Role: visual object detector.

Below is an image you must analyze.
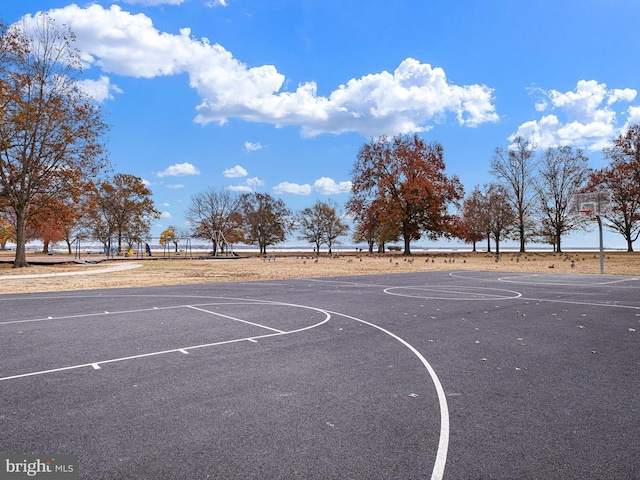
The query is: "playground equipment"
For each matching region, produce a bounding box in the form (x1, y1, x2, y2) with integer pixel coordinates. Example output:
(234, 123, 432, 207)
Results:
(210, 230, 237, 257)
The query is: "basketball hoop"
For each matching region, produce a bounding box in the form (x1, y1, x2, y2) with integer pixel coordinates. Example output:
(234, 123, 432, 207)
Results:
(578, 200, 597, 216)
(572, 191, 611, 275)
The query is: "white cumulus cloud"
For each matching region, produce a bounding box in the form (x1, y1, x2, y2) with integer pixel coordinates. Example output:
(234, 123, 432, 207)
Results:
(121, 0, 186, 6)
(246, 177, 265, 188)
(313, 177, 352, 195)
(273, 177, 352, 195)
(157, 162, 201, 177)
(513, 80, 639, 151)
(226, 176, 264, 192)
(226, 185, 253, 192)
(77, 76, 122, 102)
(30, 5, 499, 138)
(273, 182, 313, 195)
(223, 165, 248, 178)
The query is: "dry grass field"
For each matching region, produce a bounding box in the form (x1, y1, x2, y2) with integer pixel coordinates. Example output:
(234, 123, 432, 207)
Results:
(1, 250, 639, 294)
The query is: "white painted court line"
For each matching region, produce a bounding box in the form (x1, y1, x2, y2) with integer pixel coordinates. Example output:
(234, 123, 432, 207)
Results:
(0, 304, 331, 382)
(186, 305, 285, 333)
(0, 301, 272, 327)
(0, 303, 190, 326)
(0, 292, 449, 478)
(519, 296, 640, 310)
(384, 285, 521, 301)
(448, 270, 640, 288)
(328, 309, 450, 480)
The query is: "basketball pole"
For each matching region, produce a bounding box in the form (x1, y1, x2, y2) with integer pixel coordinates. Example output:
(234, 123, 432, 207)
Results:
(597, 215, 604, 274)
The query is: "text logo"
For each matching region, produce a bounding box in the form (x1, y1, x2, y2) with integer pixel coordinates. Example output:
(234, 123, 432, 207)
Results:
(0, 455, 78, 479)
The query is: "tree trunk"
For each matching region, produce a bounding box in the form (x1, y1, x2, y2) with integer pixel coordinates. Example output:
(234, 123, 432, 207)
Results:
(519, 222, 526, 253)
(13, 208, 30, 268)
(556, 226, 562, 253)
(43, 240, 50, 254)
(495, 234, 501, 255)
(403, 235, 411, 256)
(627, 237, 634, 253)
(486, 236, 491, 253)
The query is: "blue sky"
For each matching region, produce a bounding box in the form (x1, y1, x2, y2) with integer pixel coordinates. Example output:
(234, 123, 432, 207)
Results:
(4, 0, 640, 248)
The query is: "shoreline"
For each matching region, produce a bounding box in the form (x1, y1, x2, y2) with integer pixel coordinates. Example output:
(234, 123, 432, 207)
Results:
(1, 250, 639, 295)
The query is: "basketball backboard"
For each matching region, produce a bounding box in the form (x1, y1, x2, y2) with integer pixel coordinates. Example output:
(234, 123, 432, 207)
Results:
(572, 191, 612, 217)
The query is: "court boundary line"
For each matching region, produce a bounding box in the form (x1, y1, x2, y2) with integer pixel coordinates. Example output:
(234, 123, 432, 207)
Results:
(328, 308, 449, 480)
(0, 292, 451, 479)
(0, 301, 331, 382)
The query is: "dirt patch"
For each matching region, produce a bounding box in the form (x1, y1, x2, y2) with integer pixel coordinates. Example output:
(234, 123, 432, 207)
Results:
(1, 251, 639, 294)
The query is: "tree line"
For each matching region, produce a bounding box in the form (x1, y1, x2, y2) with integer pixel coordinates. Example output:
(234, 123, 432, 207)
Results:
(2, 16, 640, 268)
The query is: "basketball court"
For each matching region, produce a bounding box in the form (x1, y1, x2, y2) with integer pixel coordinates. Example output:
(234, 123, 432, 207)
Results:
(1, 270, 639, 478)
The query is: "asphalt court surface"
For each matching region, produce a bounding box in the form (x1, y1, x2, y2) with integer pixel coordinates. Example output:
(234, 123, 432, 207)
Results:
(1, 270, 639, 479)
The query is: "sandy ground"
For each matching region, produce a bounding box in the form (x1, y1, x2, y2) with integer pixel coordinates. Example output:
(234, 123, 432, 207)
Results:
(1, 250, 639, 294)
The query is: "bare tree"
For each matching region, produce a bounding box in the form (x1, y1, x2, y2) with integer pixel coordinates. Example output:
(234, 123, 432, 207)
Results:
(491, 137, 537, 253)
(0, 16, 108, 267)
(486, 184, 516, 255)
(587, 124, 640, 251)
(298, 200, 349, 255)
(535, 146, 591, 252)
(185, 188, 245, 255)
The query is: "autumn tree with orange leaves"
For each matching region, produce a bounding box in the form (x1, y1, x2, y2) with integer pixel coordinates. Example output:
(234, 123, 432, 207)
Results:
(0, 16, 108, 267)
(348, 134, 463, 256)
(28, 198, 72, 254)
(351, 199, 398, 253)
(460, 185, 490, 252)
(90, 174, 160, 253)
(0, 212, 14, 250)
